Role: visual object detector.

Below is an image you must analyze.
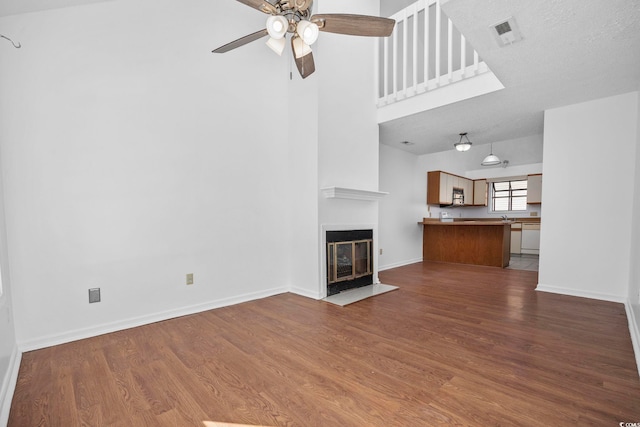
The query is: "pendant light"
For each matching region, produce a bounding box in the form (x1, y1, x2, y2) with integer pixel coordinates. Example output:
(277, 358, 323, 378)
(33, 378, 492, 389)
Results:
(454, 132, 472, 152)
(481, 143, 502, 166)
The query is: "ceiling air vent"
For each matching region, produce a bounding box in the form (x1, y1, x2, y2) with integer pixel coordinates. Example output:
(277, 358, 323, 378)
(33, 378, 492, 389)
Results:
(491, 17, 522, 47)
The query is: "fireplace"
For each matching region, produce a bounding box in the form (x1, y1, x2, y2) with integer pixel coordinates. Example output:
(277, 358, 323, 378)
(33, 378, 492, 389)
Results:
(326, 229, 374, 296)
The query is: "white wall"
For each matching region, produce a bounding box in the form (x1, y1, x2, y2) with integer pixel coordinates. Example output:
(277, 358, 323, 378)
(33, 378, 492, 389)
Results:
(0, 145, 18, 426)
(312, 0, 383, 295)
(538, 92, 638, 302)
(378, 144, 425, 270)
(629, 90, 640, 371)
(0, 0, 295, 350)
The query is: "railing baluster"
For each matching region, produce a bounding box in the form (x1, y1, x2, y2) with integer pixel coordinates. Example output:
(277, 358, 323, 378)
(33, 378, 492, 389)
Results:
(412, 4, 418, 94)
(383, 36, 389, 102)
(434, 0, 441, 85)
(424, 0, 430, 87)
(392, 20, 398, 98)
(402, 8, 408, 97)
(447, 17, 453, 82)
(377, 0, 490, 107)
(474, 50, 479, 73)
(461, 33, 466, 77)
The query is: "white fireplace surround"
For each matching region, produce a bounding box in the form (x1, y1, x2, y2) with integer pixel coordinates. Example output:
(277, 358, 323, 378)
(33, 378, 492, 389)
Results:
(320, 223, 379, 299)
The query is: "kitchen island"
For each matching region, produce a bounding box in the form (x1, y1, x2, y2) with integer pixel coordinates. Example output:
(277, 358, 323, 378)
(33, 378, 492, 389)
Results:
(420, 219, 512, 268)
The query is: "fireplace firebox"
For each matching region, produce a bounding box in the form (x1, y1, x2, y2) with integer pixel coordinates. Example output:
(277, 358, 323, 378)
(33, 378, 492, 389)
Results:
(326, 230, 373, 296)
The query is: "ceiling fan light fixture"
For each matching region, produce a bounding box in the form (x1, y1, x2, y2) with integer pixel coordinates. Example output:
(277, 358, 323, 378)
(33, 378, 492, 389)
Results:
(266, 15, 288, 39)
(454, 132, 472, 152)
(297, 20, 319, 45)
(291, 36, 312, 59)
(266, 36, 286, 55)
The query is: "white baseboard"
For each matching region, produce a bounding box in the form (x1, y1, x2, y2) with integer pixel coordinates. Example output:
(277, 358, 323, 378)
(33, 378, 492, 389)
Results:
(0, 346, 22, 427)
(535, 283, 626, 303)
(18, 286, 289, 352)
(378, 258, 423, 272)
(289, 286, 322, 300)
(625, 300, 640, 378)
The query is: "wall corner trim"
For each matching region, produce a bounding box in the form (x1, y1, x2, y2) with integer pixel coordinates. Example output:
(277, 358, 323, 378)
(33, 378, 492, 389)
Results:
(625, 300, 640, 378)
(0, 346, 22, 426)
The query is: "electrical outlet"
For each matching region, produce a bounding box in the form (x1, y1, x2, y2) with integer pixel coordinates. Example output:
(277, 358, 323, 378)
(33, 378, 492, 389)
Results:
(379, 248, 383, 255)
(89, 288, 101, 303)
(530, 211, 538, 217)
(186, 273, 194, 285)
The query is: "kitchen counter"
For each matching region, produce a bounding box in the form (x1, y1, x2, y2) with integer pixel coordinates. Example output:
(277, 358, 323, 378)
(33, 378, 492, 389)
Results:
(420, 218, 511, 268)
(419, 220, 513, 226)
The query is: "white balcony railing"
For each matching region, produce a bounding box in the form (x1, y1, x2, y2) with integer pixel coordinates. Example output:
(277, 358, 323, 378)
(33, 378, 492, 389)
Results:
(377, 0, 490, 107)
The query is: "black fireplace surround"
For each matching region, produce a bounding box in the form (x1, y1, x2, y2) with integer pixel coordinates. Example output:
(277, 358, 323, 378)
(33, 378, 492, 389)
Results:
(326, 229, 374, 296)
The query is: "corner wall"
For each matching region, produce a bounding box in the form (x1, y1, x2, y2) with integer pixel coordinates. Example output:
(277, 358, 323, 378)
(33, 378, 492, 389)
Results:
(0, 142, 19, 427)
(0, 0, 294, 351)
(538, 92, 638, 302)
(628, 90, 640, 373)
(312, 0, 383, 296)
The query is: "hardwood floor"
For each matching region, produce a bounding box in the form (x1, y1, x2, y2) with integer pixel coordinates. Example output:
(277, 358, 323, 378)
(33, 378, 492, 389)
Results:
(9, 261, 640, 426)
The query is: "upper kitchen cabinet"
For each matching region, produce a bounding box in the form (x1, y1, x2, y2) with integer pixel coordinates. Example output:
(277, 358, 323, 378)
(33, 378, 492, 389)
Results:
(473, 179, 488, 206)
(427, 171, 473, 206)
(527, 174, 543, 204)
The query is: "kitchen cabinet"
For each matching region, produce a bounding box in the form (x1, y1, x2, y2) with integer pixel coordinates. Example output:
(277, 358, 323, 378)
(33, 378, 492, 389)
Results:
(463, 179, 474, 205)
(473, 179, 488, 206)
(527, 174, 542, 204)
(427, 171, 473, 206)
(510, 223, 522, 254)
(521, 223, 541, 254)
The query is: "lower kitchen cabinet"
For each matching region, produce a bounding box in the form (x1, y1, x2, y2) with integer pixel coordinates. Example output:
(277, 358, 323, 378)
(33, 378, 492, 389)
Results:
(510, 223, 522, 254)
(521, 223, 541, 254)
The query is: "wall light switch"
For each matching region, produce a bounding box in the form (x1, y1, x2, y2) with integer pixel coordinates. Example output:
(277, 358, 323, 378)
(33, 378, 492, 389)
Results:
(186, 273, 194, 285)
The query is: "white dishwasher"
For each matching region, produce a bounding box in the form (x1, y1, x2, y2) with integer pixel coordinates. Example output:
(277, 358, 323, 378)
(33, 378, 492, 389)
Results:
(521, 223, 541, 255)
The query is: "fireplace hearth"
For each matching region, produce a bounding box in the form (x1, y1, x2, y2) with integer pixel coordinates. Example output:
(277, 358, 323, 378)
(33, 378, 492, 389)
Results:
(326, 229, 373, 296)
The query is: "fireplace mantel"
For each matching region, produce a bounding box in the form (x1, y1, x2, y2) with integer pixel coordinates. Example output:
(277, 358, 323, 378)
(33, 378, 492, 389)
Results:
(321, 187, 389, 201)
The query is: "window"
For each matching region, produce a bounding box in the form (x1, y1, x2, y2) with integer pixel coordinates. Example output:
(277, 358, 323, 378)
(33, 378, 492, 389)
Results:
(491, 179, 527, 212)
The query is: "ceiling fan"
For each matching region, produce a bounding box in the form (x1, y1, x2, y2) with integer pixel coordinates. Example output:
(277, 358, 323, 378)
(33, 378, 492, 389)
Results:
(212, 0, 395, 79)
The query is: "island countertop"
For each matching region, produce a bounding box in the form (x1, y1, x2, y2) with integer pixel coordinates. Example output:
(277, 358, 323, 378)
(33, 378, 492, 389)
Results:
(419, 219, 513, 226)
(420, 219, 511, 268)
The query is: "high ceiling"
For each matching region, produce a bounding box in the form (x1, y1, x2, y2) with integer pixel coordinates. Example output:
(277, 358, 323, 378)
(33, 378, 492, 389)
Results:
(0, 0, 112, 16)
(2, 0, 639, 157)
(379, 0, 640, 155)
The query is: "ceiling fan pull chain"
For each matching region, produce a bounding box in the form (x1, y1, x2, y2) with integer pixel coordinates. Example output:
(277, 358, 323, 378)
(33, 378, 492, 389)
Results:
(1, 34, 21, 49)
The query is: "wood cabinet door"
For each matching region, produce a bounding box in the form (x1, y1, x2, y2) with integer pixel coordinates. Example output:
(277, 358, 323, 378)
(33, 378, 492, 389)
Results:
(474, 179, 488, 206)
(527, 174, 542, 204)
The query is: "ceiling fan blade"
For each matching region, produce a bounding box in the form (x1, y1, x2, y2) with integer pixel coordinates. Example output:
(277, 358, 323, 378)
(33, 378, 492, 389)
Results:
(235, 0, 278, 15)
(212, 29, 269, 53)
(291, 37, 315, 79)
(311, 14, 395, 37)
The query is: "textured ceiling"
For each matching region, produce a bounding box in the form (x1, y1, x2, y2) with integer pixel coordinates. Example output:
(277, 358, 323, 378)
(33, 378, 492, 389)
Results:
(379, 0, 640, 154)
(0, 0, 112, 16)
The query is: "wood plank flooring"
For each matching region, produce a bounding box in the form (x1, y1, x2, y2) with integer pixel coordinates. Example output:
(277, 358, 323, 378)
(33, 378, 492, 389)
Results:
(9, 261, 640, 426)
